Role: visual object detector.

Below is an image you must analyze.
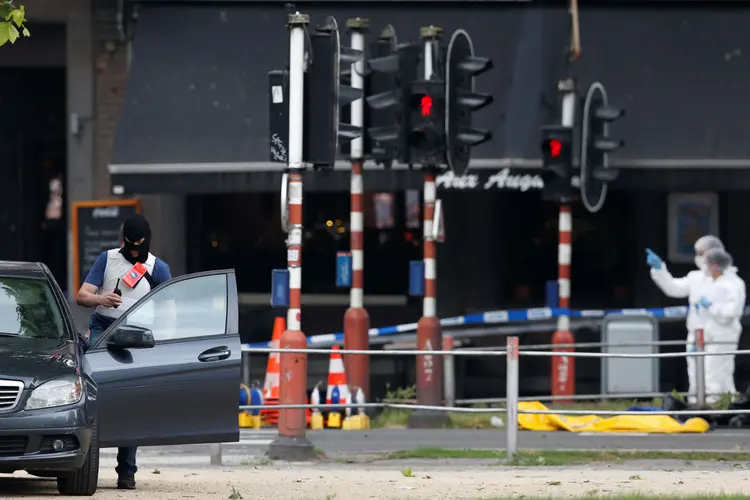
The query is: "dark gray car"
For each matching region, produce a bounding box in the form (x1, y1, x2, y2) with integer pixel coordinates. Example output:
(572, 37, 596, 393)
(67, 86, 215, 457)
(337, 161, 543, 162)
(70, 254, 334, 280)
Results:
(0, 262, 240, 496)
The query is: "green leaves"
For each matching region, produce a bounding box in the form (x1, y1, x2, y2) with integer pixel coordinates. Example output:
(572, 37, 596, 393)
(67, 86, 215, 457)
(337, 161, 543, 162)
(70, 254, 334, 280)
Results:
(0, 1, 30, 47)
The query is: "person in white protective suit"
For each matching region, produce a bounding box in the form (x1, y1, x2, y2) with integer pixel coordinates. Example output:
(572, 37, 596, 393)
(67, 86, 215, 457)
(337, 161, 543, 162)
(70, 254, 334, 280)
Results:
(695, 248, 746, 404)
(645, 235, 728, 404)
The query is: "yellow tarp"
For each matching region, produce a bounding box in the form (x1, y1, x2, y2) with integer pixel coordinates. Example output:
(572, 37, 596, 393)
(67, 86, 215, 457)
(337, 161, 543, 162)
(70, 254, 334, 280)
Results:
(517, 401, 710, 433)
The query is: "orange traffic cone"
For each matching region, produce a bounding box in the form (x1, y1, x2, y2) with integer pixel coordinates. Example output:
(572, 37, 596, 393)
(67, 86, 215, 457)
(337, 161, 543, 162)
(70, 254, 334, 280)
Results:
(260, 316, 284, 426)
(325, 346, 350, 427)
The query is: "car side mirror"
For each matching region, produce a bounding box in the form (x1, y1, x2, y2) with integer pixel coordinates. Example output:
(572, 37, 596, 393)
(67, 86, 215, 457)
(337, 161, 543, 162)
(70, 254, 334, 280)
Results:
(107, 325, 155, 350)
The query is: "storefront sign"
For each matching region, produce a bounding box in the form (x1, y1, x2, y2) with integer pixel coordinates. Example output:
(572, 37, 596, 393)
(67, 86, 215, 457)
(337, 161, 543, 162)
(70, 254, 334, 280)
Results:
(436, 168, 580, 191)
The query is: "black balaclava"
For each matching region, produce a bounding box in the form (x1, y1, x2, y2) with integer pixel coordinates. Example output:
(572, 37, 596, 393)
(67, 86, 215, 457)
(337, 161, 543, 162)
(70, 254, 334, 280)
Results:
(119, 214, 152, 264)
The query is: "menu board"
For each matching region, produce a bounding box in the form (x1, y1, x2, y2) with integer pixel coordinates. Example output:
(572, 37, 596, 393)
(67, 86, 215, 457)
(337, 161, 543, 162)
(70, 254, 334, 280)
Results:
(72, 199, 141, 294)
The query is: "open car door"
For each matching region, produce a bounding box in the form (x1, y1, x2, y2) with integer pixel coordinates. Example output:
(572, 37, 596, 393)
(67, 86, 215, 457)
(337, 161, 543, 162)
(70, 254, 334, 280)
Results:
(84, 269, 241, 448)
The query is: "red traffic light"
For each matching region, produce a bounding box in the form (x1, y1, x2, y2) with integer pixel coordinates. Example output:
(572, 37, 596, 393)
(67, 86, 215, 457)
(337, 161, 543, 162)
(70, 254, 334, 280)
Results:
(548, 139, 562, 158)
(420, 95, 433, 116)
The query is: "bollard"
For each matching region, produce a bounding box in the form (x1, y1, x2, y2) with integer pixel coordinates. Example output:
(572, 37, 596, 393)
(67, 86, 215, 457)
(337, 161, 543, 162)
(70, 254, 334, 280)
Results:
(210, 443, 223, 465)
(506, 336, 519, 461)
(268, 328, 315, 459)
(443, 335, 455, 408)
(310, 382, 324, 430)
(695, 328, 706, 408)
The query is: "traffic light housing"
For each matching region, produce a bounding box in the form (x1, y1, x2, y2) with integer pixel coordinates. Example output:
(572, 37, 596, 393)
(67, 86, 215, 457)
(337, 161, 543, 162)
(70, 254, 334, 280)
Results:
(305, 17, 363, 168)
(365, 43, 421, 165)
(540, 125, 574, 203)
(341, 24, 400, 166)
(580, 82, 624, 213)
(445, 30, 493, 175)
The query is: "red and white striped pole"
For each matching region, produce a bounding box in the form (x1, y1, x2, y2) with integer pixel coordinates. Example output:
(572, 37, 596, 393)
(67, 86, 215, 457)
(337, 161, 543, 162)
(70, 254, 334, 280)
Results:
(269, 12, 313, 461)
(343, 19, 371, 400)
(551, 81, 577, 403)
(409, 169, 447, 428)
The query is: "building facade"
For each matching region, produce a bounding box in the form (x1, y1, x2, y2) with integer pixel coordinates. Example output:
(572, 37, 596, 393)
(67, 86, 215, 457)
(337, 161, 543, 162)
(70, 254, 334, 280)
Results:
(4, 1, 750, 356)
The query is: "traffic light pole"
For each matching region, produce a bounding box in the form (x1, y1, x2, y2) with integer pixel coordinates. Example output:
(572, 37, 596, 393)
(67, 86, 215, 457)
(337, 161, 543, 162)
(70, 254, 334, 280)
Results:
(343, 18, 371, 402)
(268, 12, 315, 461)
(551, 78, 577, 404)
(409, 26, 449, 429)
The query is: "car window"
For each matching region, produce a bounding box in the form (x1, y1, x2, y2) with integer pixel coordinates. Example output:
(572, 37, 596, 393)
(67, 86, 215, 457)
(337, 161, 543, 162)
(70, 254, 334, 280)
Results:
(121, 274, 228, 341)
(0, 277, 65, 339)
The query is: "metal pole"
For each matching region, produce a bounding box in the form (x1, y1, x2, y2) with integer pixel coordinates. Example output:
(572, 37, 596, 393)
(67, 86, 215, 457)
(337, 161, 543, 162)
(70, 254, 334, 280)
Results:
(343, 18, 371, 402)
(506, 336, 519, 461)
(443, 335, 455, 407)
(241, 351, 251, 387)
(551, 78, 576, 404)
(268, 11, 315, 461)
(410, 25, 448, 429)
(695, 328, 706, 407)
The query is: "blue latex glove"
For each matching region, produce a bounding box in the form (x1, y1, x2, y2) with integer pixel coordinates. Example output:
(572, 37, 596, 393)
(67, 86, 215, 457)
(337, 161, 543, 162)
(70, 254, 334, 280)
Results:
(645, 248, 663, 270)
(697, 296, 712, 309)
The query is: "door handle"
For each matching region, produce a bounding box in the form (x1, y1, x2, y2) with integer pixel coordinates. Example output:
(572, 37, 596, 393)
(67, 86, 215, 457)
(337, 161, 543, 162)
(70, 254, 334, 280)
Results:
(198, 348, 231, 362)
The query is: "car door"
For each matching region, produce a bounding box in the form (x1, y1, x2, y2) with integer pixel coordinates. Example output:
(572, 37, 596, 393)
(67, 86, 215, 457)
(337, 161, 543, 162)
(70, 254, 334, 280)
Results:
(84, 269, 240, 448)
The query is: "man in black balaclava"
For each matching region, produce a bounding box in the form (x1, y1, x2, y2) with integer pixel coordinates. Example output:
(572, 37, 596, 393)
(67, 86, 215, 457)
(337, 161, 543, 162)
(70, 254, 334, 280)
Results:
(120, 213, 152, 264)
(76, 212, 172, 490)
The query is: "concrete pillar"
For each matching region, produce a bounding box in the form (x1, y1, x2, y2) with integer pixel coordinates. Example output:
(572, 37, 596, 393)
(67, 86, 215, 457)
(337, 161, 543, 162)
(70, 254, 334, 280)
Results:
(65, 0, 95, 294)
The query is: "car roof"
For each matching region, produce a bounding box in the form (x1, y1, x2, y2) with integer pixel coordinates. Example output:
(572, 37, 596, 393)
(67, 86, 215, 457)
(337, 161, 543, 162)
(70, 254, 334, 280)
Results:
(0, 261, 47, 279)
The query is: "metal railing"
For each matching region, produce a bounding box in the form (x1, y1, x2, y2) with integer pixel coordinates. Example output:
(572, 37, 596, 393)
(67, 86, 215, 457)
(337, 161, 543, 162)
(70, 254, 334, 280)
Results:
(214, 342, 748, 465)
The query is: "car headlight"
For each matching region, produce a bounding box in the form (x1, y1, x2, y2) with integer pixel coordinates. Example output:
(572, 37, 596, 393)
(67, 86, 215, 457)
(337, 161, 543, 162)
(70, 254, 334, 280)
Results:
(25, 376, 83, 410)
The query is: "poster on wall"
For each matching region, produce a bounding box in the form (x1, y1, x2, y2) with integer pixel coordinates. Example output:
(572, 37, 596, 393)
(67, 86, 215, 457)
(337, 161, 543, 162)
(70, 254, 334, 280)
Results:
(668, 192, 719, 263)
(405, 190, 421, 229)
(373, 193, 395, 229)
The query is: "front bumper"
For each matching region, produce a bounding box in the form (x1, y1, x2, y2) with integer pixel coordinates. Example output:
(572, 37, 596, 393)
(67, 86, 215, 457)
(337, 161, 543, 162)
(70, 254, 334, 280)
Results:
(0, 405, 92, 473)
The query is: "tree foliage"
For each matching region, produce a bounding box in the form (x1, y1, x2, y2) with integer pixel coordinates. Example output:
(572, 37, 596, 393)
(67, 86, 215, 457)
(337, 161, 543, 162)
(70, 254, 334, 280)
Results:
(0, 0, 30, 47)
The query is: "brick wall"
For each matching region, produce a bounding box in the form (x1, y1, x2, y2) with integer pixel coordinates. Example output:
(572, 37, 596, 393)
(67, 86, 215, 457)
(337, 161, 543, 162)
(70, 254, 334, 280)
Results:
(93, 0, 128, 199)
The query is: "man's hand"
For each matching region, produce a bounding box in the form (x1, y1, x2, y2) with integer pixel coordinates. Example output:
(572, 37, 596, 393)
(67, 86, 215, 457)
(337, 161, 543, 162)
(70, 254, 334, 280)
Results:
(99, 292, 122, 308)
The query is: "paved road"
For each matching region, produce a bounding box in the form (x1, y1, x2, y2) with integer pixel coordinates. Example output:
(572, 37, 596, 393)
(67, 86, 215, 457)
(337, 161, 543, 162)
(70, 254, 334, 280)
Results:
(114, 428, 750, 466)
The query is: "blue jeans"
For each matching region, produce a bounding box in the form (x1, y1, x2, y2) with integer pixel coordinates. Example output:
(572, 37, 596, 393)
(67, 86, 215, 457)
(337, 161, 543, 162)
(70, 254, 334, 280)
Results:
(89, 313, 138, 477)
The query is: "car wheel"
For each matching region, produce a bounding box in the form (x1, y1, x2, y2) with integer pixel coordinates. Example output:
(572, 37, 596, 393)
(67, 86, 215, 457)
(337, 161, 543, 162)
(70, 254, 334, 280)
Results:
(57, 418, 99, 496)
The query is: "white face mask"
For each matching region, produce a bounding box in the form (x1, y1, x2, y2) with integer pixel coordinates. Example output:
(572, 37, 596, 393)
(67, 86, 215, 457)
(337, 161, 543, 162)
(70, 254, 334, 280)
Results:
(695, 255, 707, 271)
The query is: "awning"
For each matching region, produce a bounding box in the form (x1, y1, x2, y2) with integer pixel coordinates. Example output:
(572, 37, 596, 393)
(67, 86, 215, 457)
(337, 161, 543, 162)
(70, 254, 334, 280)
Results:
(111, 4, 750, 195)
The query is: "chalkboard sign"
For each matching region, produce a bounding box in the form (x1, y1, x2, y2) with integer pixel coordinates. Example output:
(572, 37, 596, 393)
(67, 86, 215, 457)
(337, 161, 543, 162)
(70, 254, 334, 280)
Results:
(72, 199, 141, 295)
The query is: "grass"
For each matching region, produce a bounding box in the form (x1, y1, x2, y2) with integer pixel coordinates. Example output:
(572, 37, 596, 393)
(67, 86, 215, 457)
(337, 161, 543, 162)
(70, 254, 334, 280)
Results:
(372, 386, 736, 429)
(381, 447, 750, 465)
(479, 496, 750, 500)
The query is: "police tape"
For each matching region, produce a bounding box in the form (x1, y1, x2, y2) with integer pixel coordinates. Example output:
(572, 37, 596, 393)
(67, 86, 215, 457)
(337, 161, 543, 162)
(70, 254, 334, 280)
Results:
(241, 305, 750, 350)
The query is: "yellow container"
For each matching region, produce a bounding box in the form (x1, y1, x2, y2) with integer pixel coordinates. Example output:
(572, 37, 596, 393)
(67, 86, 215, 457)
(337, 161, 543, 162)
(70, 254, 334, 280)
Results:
(238, 412, 253, 428)
(310, 413, 324, 430)
(327, 412, 342, 428)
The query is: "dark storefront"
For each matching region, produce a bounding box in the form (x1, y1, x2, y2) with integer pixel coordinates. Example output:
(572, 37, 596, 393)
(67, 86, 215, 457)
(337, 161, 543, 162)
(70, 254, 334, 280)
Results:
(107, 1, 750, 395)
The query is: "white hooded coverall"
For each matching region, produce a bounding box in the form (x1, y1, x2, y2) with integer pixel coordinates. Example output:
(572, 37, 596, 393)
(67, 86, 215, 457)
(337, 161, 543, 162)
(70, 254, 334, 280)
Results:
(650, 266, 743, 403)
(697, 270, 746, 402)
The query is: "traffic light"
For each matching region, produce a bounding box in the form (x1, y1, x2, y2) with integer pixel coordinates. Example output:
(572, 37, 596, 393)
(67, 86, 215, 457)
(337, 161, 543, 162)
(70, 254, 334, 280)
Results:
(304, 17, 363, 168)
(408, 79, 446, 166)
(340, 24, 400, 167)
(445, 30, 493, 175)
(365, 43, 421, 165)
(580, 82, 625, 213)
(540, 125, 574, 203)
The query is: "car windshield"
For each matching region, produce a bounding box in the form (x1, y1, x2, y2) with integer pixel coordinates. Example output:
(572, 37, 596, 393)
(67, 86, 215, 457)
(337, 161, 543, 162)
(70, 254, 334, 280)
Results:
(0, 277, 65, 340)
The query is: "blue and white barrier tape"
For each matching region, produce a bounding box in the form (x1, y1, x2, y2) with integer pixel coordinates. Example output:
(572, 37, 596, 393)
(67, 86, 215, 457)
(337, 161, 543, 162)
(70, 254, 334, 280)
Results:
(243, 305, 750, 349)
